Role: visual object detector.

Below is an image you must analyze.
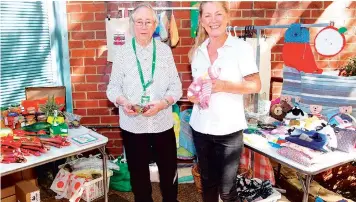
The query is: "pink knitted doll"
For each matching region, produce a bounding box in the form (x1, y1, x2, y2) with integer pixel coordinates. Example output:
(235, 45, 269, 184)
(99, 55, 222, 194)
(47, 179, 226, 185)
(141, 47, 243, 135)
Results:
(187, 66, 221, 109)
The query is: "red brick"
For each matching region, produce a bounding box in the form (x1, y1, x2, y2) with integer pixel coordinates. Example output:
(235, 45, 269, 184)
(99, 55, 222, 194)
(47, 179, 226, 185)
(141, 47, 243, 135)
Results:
(107, 148, 123, 156)
(254, 19, 271, 26)
(266, 10, 286, 18)
(97, 49, 107, 58)
(68, 41, 83, 49)
(178, 29, 191, 37)
(181, 55, 190, 64)
(173, 55, 181, 63)
(302, 18, 317, 24)
(71, 31, 95, 40)
(311, 10, 324, 18)
(271, 62, 284, 70)
(71, 49, 96, 57)
(230, 10, 242, 18)
(71, 75, 86, 83)
(101, 116, 119, 124)
(274, 53, 283, 62)
(84, 58, 107, 66)
(98, 84, 108, 91)
(181, 73, 193, 81)
(71, 13, 94, 22)
(86, 75, 110, 83)
(81, 116, 100, 125)
(277, 1, 300, 9)
(95, 13, 107, 21)
(271, 69, 283, 77)
(174, 11, 190, 19)
(242, 10, 265, 18)
(97, 66, 112, 74)
(234, 2, 253, 9)
(176, 64, 191, 72)
(181, 19, 190, 29)
(68, 22, 82, 31)
(230, 20, 253, 26)
(172, 47, 191, 55)
(72, 66, 97, 74)
(349, 1, 356, 8)
(96, 31, 106, 39)
(72, 92, 86, 100)
(301, 1, 323, 9)
(66, 4, 81, 13)
(340, 52, 355, 61)
(107, 2, 120, 12)
(87, 108, 110, 116)
(300, 10, 311, 18)
(254, 2, 276, 9)
(99, 100, 116, 108)
(72, 108, 87, 116)
(180, 38, 194, 46)
(82, 3, 105, 12)
(101, 131, 121, 139)
(271, 45, 283, 53)
(182, 81, 191, 89)
(83, 22, 106, 31)
(171, 2, 180, 7)
(75, 100, 99, 108)
(70, 58, 83, 66)
(74, 84, 98, 92)
(84, 40, 107, 48)
(87, 92, 107, 99)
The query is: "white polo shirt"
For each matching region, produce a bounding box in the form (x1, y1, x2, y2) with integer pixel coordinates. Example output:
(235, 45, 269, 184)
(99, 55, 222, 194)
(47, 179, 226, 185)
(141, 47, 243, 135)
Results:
(189, 34, 259, 136)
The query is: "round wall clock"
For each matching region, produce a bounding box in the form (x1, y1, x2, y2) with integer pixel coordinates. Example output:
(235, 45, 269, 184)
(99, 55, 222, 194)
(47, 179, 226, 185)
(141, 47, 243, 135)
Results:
(314, 26, 347, 57)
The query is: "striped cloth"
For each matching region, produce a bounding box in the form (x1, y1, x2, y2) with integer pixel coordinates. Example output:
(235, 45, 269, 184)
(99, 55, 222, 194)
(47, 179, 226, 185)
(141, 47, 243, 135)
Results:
(299, 72, 356, 119)
(281, 65, 301, 105)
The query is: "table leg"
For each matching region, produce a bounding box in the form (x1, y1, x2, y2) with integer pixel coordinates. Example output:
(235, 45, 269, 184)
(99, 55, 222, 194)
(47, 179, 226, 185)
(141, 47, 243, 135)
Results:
(99, 146, 108, 202)
(297, 173, 313, 202)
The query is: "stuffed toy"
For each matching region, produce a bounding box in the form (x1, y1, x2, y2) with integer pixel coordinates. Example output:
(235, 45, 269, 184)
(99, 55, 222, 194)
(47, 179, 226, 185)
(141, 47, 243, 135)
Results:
(314, 26, 346, 57)
(270, 103, 286, 121)
(280, 100, 293, 113)
(285, 106, 308, 120)
(187, 66, 221, 109)
(283, 23, 323, 74)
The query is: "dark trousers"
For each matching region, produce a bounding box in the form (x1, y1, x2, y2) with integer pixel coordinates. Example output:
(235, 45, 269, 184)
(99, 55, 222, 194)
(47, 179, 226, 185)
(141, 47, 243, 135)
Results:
(192, 129, 244, 202)
(121, 128, 178, 202)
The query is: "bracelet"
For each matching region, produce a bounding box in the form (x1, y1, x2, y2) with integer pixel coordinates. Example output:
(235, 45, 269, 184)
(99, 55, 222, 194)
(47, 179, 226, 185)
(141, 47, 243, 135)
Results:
(163, 98, 170, 108)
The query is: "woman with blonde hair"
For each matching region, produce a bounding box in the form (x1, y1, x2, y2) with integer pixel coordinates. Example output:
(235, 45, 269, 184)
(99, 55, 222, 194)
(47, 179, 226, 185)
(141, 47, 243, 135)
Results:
(107, 3, 182, 202)
(188, 2, 261, 202)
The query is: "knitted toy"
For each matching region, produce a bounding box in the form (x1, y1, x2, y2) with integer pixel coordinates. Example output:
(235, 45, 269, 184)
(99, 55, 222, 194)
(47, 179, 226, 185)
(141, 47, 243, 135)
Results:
(315, 26, 346, 57)
(187, 66, 221, 109)
(283, 23, 323, 74)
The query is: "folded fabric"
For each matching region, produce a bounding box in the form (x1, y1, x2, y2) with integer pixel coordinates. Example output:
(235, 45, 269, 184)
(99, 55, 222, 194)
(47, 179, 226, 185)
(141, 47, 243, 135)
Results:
(235, 175, 274, 201)
(281, 142, 324, 159)
(286, 130, 328, 151)
(277, 147, 313, 166)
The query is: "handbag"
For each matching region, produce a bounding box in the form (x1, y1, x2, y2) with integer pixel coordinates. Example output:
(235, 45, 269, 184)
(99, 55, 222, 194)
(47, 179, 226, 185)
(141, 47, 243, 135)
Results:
(328, 113, 356, 153)
(109, 155, 132, 192)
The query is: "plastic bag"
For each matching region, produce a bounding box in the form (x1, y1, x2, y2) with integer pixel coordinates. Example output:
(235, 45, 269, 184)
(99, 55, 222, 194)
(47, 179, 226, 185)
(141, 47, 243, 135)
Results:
(109, 156, 132, 192)
(64, 154, 120, 171)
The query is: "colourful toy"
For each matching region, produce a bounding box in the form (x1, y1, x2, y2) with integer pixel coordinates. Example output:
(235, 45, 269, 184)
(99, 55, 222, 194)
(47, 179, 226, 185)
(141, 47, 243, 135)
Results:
(314, 26, 346, 57)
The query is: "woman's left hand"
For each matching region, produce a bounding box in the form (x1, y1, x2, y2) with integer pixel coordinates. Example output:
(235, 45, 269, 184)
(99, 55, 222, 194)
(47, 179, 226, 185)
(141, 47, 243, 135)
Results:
(142, 100, 166, 117)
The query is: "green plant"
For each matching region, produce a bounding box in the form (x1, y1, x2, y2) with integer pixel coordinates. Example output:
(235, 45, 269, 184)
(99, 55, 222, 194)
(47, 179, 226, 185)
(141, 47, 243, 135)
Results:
(340, 57, 356, 77)
(39, 95, 64, 117)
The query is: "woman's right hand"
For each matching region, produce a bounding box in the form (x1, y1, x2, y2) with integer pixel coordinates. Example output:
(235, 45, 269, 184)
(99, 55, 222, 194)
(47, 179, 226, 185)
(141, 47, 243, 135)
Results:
(122, 103, 139, 116)
(187, 95, 199, 104)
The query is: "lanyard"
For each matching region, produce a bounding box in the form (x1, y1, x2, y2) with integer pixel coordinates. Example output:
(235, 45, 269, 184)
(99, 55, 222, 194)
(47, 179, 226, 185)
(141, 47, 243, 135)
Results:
(132, 37, 156, 92)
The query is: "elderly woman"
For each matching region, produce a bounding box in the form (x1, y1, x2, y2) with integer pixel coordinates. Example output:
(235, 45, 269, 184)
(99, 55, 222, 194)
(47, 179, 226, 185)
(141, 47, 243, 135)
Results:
(106, 3, 182, 202)
(188, 2, 261, 202)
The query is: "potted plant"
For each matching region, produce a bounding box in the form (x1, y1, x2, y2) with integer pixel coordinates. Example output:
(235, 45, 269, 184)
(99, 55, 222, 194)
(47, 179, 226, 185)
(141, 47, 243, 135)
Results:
(339, 57, 356, 77)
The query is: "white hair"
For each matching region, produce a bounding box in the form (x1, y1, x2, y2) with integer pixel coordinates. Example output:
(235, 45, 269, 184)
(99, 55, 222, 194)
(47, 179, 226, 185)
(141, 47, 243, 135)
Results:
(129, 3, 158, 37)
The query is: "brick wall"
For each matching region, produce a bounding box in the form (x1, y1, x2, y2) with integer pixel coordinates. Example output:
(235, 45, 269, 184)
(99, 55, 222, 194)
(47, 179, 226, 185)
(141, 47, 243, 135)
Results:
(66, 1, 356, 156)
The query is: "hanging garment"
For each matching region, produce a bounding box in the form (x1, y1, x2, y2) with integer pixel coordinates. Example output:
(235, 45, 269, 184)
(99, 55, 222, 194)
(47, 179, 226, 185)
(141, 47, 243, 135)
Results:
(245, 38, 272, 97)
(105, 17, 131, 62)
(170, 12, 179, 47)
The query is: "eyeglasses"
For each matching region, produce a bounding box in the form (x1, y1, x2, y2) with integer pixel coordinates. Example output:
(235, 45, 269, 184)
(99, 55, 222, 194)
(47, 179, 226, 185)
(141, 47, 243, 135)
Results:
(134, 20, 154, 27)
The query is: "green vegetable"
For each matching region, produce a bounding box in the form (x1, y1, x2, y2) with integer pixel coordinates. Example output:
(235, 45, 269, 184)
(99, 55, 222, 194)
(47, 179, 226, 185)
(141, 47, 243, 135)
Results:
(21, 122, 52, 132)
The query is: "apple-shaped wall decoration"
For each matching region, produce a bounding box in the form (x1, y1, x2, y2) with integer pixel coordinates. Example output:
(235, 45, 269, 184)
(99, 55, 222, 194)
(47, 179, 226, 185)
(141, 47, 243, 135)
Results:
(314, 26, 347, 57)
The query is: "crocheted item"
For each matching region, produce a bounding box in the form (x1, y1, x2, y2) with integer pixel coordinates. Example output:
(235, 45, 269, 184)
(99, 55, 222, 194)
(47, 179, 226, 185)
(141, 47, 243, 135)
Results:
(286, 130, 328, 151)
(283, 23, 322, 73)
(277, 147, 313, 166)
(235, 175, 274, 201)
(187, 66, 221, 109)
(284, 23, 310, 43)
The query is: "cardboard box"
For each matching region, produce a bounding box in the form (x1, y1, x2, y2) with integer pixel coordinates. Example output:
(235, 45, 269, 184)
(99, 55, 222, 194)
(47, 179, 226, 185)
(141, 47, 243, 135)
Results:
(1, 195, 16, 202)
(15, 180, 40, 202)
(1, 185, 15, 199)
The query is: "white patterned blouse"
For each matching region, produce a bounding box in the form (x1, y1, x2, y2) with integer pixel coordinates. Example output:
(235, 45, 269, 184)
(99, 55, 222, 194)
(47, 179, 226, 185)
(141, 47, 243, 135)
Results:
(106, 38, 182, 134)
